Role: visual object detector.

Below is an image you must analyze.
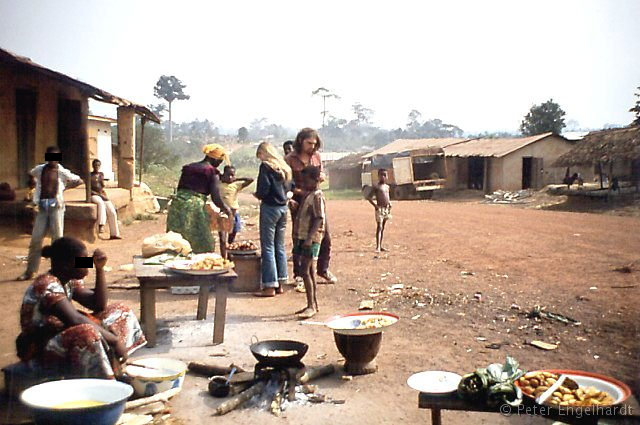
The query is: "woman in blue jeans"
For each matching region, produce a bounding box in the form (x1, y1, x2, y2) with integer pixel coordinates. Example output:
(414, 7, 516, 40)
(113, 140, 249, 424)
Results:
(254, 142, 293, 297)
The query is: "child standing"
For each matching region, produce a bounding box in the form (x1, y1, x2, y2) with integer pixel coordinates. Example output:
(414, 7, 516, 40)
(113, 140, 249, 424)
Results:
(292, 166, 325, 319)
(367, 169, 392, 253)
(219, 166, 254, 258)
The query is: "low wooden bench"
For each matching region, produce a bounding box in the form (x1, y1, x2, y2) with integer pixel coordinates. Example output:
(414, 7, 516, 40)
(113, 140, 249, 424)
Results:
(419, 392, 640, 424)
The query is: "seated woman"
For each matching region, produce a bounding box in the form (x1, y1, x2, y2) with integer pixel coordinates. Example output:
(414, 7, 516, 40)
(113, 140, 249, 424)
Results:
(16, 237, 146, 379)
(91, 159, 121, 239)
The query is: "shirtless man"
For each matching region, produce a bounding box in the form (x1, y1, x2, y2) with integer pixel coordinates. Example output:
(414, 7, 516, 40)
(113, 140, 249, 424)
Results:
(17, 147, 83, 280)
(367, 169, 392, 253)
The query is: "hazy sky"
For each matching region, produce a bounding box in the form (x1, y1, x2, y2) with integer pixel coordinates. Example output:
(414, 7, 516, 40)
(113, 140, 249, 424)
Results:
(1, 0, 639, 134)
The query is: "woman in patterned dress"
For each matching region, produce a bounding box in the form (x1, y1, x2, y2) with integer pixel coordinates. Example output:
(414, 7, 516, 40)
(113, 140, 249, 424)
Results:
(16, 237, 146, 379)
(166, 144, 232, 253)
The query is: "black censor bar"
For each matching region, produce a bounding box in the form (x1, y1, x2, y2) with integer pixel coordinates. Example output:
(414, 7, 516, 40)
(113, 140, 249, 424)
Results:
(45, 152, 62, 161)
(75, 257, 93, 268)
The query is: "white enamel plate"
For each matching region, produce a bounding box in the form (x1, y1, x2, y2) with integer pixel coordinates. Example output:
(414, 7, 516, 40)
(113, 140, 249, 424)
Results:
(407, 371, 462, 394)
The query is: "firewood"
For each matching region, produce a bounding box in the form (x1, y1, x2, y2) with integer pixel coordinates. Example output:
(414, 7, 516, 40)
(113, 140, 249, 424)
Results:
(187, 361, 244, 377)
(270, 380, 286, 416)
(299, 364, 335, 384)
(116, 413, 153, 425)
(213, 381, 266, 416)
(125, 388, 180, 410)
(129, 401, 168, 416)
(229, 382, 253, 396)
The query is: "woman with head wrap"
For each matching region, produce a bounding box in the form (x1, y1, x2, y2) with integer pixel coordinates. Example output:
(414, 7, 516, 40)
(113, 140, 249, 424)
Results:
(166, 144, 232, 253)
(254, 142, 293, 297)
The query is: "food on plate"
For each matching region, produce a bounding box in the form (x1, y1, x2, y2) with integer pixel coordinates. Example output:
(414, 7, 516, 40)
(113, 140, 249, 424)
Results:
(265, 349, 298, 358)
(518, 371, 615, 406)
(191, 255, 234, 271)
(228, 240, 258, 251)
(355, 316, 395, 329)
(172, 253, 234, 271)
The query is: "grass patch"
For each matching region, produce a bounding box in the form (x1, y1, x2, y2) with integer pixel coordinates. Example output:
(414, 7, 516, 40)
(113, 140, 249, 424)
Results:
(324, 188, 362, 200)
(143, 164, 181, 198)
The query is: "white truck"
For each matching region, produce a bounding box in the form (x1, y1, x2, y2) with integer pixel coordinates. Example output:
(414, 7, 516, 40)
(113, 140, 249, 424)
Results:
(361, 147, 447, 200)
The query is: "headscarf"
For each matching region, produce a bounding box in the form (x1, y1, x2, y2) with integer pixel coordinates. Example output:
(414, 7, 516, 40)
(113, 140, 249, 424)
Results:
(256, 142, 292, 181)
(202, 144, 229, 164)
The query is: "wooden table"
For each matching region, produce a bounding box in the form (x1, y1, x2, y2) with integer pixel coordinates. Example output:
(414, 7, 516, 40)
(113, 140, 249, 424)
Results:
(419, 392, 640, 425)
(134, 256, 237, 347)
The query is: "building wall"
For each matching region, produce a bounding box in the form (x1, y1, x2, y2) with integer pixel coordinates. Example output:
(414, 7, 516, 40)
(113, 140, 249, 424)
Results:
(88, 119, 115, 180)
(444, 157, 458, 189)
(496, 135, 575, 192)
(487, 157, 503, 192)
(328, 167, 361, 190)
(0, 65, 87, 188)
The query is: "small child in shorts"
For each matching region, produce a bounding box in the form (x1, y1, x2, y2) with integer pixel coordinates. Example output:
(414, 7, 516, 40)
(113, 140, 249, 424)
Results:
(219, 166, 254, 258)
(367, 169, 392, 252)
(291, 165, 325, 319)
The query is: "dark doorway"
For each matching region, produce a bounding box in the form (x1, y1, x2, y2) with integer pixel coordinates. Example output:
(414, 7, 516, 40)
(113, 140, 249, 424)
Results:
(57, 99, 85, 177)
(16, 89, 37, 188)
(468, 157, 484, 190)
(522, 157, 533, 189)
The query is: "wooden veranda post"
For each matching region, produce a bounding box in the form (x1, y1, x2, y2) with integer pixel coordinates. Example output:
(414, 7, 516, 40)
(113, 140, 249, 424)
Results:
(138, 117, 146, 186)
(598, 161, 604, 189)
(81, 105, 91, 202)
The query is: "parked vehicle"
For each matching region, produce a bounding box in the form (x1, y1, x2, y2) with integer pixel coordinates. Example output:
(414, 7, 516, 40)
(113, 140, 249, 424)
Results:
(361, 147, 447, 200)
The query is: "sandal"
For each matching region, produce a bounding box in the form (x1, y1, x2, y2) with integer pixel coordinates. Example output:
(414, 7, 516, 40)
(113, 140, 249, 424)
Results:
(318, 271, 338, 284)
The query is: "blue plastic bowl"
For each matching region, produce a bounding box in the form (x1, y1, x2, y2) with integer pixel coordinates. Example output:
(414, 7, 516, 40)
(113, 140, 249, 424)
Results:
(20, 378, 133, 425)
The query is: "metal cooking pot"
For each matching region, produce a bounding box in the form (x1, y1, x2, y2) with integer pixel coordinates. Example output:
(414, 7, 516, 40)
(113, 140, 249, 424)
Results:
(249, 337, 308, 367)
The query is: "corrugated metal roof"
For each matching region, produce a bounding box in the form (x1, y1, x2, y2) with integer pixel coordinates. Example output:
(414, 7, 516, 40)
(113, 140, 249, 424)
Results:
(0, 47, 159, 123)
(443, 133, 560, 158)
(326, 153, 368, 170)
(88, 115, 117, 123)
(362, 138, 465, 158)
(321, 152, 354, 162)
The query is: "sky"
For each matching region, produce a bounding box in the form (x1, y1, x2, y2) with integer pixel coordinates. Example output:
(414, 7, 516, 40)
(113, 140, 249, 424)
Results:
(1, 0, 639, 134)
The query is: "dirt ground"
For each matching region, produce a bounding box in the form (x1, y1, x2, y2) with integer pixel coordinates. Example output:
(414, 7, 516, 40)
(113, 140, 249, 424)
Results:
(1, 198, 639, 424)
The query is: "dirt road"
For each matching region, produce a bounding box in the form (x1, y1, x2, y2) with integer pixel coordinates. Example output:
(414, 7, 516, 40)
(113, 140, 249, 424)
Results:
(0, 199, 638, 424)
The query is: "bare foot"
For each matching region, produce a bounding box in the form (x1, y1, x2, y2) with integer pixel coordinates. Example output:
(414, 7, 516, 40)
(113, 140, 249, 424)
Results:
(16, 272, 34, 281)
(297, 307, 316, 320)
(254, 288, 276, 297)
(380, 247, 389, 252)
(276, 286, 284, 294)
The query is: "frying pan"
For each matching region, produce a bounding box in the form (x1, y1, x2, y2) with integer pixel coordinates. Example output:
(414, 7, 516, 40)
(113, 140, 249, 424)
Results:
(249, 337, 308, 367)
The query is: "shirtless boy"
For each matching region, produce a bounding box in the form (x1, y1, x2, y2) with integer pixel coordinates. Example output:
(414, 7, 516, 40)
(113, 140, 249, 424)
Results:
(367, 169, 392, 253)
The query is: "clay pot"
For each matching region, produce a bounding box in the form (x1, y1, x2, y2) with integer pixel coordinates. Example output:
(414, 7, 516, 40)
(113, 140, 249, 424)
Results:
(333, 331, 382, 375)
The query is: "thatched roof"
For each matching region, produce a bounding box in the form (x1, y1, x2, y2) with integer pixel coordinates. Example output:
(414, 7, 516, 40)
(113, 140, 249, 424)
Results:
(326, 153, 367, 170)
(554, 126, 640, 166)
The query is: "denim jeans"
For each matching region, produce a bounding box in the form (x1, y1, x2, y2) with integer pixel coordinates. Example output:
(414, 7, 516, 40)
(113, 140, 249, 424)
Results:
(26, 201, 64, 275)
(259, 203, 288, 288)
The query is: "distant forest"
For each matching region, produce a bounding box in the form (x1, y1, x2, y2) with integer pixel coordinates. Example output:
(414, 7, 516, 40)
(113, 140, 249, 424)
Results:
(121, 105, 510, 172)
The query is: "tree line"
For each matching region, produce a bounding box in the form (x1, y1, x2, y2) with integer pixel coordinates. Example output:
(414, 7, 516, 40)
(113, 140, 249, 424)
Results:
(132, 76, 640, 172)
